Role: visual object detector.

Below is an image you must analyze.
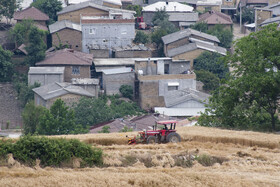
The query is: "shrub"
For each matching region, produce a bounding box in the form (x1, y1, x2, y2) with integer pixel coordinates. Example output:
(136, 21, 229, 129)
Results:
(119, 126, 133, 132)
(133, 31, 149, 44)
(119, 85, 133, 99)
(0, 136, 103, 167)
(98, 125, 110, 133)
(195, 70, 220, 92)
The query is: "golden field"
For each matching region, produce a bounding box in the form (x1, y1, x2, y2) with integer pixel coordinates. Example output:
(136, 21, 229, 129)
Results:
(0, 126, 280, 187)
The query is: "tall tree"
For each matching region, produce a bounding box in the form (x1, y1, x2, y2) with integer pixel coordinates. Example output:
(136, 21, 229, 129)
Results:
(0, 46, 13, 82)
(199, 24, 280, 131)
(0, 0, 22, 24)
(31, 0, 62, 23)
(25, 27, 47, 66)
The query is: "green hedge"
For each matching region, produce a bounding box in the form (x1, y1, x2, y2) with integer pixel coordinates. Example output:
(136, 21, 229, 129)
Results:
(0, 136, 102, 167)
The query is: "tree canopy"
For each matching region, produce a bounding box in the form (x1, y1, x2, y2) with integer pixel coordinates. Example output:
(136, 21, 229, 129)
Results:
(198, 24, 280, 131)
(133, 31, 149, 44)
(31, 0, 62, 23)
(0, 45, 13, 82)
(0, 0, 21, 24)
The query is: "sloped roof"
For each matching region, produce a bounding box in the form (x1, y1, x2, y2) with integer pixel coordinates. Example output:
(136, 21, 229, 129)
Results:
(14, 7, 49, 21)
(199, 10, 233, 25)
(260, 16, 280, 26)
(36, 49, 92, 66)
(162, 28, 220, 45)
(34, 23, 48, 31)
(142, 1, 193, 12)
(49, 20, 81, 33)
(58, 1, 134, 15)
(93, 58, 136, 66)
(168, 12, 199, 22)
(168, 0, 198, 5)
(262, 2, 280, 9)
(101, 67, 133, 75)
(68, 0, 122, 6)
(197, 0, 222, 6)
(164, 88, 210, 108)
(246, 0, 268, 4)
(33, 82, 94, 100)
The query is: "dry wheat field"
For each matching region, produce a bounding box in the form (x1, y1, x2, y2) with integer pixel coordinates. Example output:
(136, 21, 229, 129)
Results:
(0, 126, 280, 187)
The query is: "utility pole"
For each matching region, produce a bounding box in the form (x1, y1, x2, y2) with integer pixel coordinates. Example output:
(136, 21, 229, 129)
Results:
(240, 3, 242, 33)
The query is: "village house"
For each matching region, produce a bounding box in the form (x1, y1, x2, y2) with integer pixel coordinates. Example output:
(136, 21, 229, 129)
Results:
(35, 49, 93, 82)
(49, 20, 82, 51)
(67, 0, 122, 8)
(57, 1, 135, 24)
(14, 6, 49, 32)
(81, 17, 135, 54)
(71, 78, 99, 97)
(161, 28, 227, 69)
(196, 0, 222, 12)
(168, 12, 199, 29)
(221, 0, 240, 18)
(198, 10, 233, 30)
(28, 67, 65, 86)
(142, 2, 194, 26)
(33, 82, 94, 108)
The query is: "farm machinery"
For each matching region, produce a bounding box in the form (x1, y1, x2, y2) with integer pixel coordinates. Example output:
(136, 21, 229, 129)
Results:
(128, 120, 181, 144)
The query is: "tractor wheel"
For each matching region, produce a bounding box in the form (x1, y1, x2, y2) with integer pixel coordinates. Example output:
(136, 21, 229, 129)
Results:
(167, 133, 181, 143)
(147, 136, 157, 144)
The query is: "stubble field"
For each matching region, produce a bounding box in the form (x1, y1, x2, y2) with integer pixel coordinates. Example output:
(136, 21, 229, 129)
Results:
(0, 126, 279, 187)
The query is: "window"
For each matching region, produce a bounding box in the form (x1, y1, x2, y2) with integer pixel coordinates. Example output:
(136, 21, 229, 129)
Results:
(121, 30, 127, 35)
(164, 64, 169, 74)
(89, 28, 96, 34)
(168, 82, 179, 91)
(225, 0, 232, 1)
(72, 66, 80, 75)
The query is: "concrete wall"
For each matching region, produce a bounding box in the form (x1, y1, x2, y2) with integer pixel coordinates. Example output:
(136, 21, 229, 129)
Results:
(82, 22, 135, 53)
(103, 2, 121, 8)
(158, 79, 196, 96)
(90, 49, 110, 58)
(271, 6, 280, 16)
(115, 50, 152, 58)
(103, 72, 135, 95)
(73, 84, 99, 98)
(52, 29, 82, 51)
(196, 5, 221, 12)
(58, 7, 109, 24)
(169, 61, 191, 74)
(64, 66, 91, 82)
(172, 99, 206, 108)
(28, 73, 64, 86)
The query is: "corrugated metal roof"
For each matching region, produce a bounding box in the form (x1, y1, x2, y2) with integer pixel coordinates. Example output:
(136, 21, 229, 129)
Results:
(49, 20, 81, 33)
(167, 43, 197, 57)
(168, 12, 199, 22)
(143, 2, 193, 12)
(101, 67, 134, 74)
(196, 41, 227, 55)
(162, 28, 220, 45)
(33, 82, 94, 100)
(28, 67, 65, 74)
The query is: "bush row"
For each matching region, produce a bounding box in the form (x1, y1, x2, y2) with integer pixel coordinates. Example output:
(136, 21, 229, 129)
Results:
(0, 135, 103, 167)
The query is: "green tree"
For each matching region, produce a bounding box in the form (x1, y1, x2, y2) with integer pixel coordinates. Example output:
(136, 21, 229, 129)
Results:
(18, 82, 40, 107)
(195, 70, 220, 92)
(22, 101, 45, 135)
(198, 24, 280, 131)
(25, 27, 47, 66)
(0, 0, 22, 24)
(190, 22, 208, 33)
(119, 85, 133, 99)
(37, 99, 87, 135)
(152, 8, 169, 25)
(31, 0, 62, 23)
(119, 126, 133, 132)
(125, 5, 142, 17)
(74, 97, 113, 128)
(237, 7, 255, 24)
(194, 51, 229, 79)
(207, 25, 233, 48)
(98, 125, 110, 133)
(133, 31, 149, 44)
(0, 46, 13, 82)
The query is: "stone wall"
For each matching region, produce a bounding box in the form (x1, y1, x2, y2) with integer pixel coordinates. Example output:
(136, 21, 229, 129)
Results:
(0, 83, 23, 129)
(52, 29, 82, 51)
(64, 66, 91, 82)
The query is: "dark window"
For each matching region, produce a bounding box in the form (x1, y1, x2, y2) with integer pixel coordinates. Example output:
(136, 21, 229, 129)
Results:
(72, 66, 80, 75)
(164, 64, 169, 74)
(168, 86, 178, 91)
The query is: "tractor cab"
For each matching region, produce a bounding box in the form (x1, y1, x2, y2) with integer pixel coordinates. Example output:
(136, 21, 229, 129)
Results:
(153, 120, 177, 131)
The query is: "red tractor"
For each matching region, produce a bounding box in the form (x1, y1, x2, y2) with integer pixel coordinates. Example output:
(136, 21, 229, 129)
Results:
(128, 120, 181, 144)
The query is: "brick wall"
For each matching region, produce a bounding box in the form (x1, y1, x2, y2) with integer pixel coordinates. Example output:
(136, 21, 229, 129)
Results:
(47, 93, 83, 108)
(52, 29, 82, 51)
(58, 7, 109, 24)
(172, 48, 204, 69)
(64, 66, 91, 82)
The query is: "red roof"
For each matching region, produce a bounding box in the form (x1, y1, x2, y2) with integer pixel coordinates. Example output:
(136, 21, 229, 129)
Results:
(14, 7, 49, 21)
(36, 49, 93, 66)
(199, 11, 233, 25)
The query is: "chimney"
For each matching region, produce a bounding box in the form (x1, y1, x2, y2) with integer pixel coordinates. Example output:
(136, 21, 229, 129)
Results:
(146, 58, 152, 75)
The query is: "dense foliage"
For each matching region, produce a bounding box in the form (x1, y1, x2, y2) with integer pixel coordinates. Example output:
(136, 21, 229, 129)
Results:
(133, 31, 149, 44)
(31, 0, 63, 23)
(125, 5, 142, 17)
(0, 136, 103, 167)
(236, 7, 255, 24)
(74, 96, 144, 127)
(195, 70, 220, 92)
(198, 24, 280, 131)
(0, 45, 13, 82)
(194, 51, 229, 79)
(25, 27, 47, 66)
(0, 0, 21, 24)
(119, 85, 133, 99)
